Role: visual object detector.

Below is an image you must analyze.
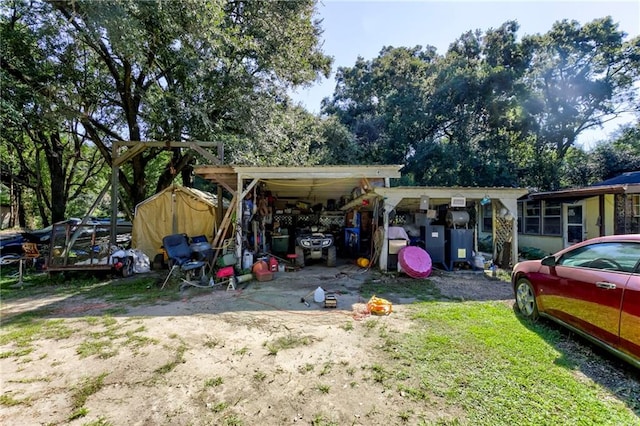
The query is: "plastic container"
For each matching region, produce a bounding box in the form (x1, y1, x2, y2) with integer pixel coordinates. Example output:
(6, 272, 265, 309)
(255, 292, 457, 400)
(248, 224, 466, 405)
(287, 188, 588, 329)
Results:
(220, 253, 237, 267)
(242, 250, 253, 270)
(313, 286, 325, 303)
(268, 257, 278, 272)
(236, 273, 253, 283)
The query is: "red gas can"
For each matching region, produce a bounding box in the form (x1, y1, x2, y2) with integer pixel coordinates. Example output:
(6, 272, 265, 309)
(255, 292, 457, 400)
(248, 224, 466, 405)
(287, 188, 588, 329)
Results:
(268, 257, 278, 272)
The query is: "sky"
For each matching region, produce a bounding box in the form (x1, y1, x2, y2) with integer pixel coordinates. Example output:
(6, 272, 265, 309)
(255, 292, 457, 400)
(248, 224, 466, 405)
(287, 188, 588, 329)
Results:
(290, 0, 640, 148)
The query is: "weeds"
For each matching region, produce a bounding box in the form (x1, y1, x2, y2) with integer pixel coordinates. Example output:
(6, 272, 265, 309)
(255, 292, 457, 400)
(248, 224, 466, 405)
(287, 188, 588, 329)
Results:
(154, 343, 187, 375)
(69, 372, 108, 420)
(205, 376, 224, 387)
(0, 393, 30, 406)
(263, 334, 314, 355)
(253, 370, 267, 382)
(316, 383, 330, 394)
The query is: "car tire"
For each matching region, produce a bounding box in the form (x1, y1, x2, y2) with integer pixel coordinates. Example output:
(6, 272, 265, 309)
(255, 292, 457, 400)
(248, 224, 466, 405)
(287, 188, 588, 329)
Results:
(515, 278, 539, 320)
(326, 246, 336, 267)
(295, 246, 305, 267)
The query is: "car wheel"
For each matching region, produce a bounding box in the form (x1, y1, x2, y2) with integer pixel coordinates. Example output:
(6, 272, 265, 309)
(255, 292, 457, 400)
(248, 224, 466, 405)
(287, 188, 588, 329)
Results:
(515, 278, 539, 320)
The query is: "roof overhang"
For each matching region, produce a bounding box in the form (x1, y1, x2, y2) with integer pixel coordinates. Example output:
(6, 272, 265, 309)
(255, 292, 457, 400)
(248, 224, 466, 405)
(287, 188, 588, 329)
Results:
(193, 165, 403, 203)
(372, 186, 529, 210)
(528, 184, 640, 201)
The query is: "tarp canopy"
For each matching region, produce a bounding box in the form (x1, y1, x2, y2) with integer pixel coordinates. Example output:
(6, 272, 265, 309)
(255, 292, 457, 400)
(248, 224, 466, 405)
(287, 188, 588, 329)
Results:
(132, 185, 218, 259)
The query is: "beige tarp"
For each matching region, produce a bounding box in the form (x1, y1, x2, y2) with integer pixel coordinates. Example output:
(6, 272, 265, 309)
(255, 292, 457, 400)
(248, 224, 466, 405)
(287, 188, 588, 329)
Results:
(132, 185, 218, 259)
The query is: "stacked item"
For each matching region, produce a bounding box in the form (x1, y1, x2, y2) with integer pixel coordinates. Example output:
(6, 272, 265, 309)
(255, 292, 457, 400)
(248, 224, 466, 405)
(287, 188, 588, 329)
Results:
(397, 246, 432, 278)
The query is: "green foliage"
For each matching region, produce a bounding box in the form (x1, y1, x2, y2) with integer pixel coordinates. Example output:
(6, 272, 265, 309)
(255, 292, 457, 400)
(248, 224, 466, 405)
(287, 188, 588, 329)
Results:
(519, 246, 549, 260)
(2, 0, 333, 221)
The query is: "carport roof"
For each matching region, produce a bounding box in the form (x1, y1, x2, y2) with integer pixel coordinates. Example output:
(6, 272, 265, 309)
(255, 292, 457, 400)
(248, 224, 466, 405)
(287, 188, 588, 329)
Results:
(372, 186, 529, 210)
(193, 165, 403, 202)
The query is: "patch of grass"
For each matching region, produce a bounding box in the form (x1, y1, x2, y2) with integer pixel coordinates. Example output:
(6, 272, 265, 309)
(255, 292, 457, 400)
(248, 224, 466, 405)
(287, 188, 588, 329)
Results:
(69, 372, 108, 420)
(204, 376, 224, 387)
(210, 401, 229, 413)
(369, 363, 391, 385)
(318, 362, 332, 376)
(0, 274, 179, 307)
(398, 410, 413, 422)
(222, 414, 243, 425)
(154, 343, 187, 375)
(0, 347, 34, 359)
(391, 301, 640, 425)
(360, 277, 441, 300)
(315, 383, 330, 394)
(362, 319, 377, 329)
(76, 339, 117, 359)
(82, 416, 112, 426)
(0, 393, 30, 406)
(234, 346, 249, 356)
(253, 370, 267, 382)
(8, 376, 52, 384)
(339, 322, 354, 331)
(263, 334, 314, 355)
(298, 363, 315, 374)
(311, 413, 337, 425)
(203, 337, 222, 349)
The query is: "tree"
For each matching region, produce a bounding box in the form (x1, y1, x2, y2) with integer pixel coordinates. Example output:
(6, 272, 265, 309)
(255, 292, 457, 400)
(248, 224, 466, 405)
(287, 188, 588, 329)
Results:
(8, 0, 331, 213)
(323, 46, 438, 165)
(1, 1, 109, 225)
(520, 17, 640, 190)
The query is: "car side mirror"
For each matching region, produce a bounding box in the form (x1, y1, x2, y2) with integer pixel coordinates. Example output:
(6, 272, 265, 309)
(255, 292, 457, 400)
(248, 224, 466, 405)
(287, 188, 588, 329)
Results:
(541, 255, 557, 267)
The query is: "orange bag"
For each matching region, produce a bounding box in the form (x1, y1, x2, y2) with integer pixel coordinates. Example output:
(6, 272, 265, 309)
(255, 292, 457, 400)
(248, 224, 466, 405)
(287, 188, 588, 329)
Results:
(367, 295, 393, 316)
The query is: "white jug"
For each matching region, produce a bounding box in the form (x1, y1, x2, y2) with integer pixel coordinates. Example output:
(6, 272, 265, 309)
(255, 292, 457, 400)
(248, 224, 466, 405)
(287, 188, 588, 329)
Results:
(313, 287, 325, 303)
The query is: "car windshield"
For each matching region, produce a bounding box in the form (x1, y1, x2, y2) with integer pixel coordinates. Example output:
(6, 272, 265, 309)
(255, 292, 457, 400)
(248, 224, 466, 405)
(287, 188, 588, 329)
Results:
(557, 242, 640, 273)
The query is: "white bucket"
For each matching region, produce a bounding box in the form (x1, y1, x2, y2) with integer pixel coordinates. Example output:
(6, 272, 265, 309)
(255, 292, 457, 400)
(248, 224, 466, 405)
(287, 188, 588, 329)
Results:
(242, 250, 253, 270)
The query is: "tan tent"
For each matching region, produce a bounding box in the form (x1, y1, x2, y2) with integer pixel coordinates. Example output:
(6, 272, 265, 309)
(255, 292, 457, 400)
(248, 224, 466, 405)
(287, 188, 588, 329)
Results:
(132, 185, 218, 259)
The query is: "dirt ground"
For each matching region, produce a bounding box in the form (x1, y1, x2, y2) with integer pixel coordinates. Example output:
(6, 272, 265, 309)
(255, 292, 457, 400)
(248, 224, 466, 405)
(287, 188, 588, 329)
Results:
(0, 264, 636, 425)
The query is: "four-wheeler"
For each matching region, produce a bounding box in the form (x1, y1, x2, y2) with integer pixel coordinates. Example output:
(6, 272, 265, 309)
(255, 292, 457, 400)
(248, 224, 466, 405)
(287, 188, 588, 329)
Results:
(294, 226, 337, 267)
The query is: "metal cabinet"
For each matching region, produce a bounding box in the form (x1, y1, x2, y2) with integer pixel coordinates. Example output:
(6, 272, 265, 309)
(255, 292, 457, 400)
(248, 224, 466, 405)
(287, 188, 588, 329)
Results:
(421, 225, 445, 267)
(445, 228, 473, 270)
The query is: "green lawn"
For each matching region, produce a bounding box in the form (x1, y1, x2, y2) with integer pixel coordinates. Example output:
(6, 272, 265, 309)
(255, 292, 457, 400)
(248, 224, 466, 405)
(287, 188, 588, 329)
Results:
(393, 301, 639, 425)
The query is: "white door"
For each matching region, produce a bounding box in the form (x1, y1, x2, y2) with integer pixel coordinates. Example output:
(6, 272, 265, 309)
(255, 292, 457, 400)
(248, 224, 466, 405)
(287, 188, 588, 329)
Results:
(563, 202, 585, 247)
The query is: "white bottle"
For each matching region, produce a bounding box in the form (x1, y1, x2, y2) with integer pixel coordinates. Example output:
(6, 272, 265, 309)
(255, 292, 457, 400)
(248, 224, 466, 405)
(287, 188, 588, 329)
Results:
(313, 287, 325, 303)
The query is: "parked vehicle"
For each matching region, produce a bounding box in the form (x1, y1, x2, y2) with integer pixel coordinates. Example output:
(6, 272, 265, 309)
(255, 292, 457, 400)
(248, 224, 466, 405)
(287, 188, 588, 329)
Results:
(295, 226, 337, 267)
(0, 233, 25, 264)
(512, 234, 640, 368)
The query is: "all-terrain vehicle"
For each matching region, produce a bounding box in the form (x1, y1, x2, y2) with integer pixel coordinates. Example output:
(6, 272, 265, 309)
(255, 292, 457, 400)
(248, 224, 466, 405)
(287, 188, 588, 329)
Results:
(294, 226, 337, 267)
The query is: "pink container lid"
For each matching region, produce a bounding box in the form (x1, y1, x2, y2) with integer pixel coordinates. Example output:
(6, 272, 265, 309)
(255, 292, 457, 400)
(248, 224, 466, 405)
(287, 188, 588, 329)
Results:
(398, 246, 432, 278)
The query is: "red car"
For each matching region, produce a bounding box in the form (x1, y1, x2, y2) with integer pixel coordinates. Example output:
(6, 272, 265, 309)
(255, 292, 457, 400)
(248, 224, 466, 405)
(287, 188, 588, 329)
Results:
(512, 234, 640, 368)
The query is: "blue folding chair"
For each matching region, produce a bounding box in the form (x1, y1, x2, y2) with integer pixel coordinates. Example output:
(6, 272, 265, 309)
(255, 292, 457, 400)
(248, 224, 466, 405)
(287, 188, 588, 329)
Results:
(160, 233, 206, 289)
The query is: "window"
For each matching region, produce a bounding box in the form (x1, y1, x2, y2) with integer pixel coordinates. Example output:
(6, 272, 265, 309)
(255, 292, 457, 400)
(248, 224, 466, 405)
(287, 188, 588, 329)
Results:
(517, 203, 523, 233)
(558, 242, 640, 273)
(542, 201, 562, 235)
(482, 203, 492, 232)
(523, 201, 540, 234)
(633, 194, 640, 218)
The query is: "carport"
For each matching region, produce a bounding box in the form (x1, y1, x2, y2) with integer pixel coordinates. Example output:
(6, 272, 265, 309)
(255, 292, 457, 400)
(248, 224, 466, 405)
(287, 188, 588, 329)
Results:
(193, 165, 403, 266)
(194, 164, 527, 272)
(371, 186, 528, 271)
